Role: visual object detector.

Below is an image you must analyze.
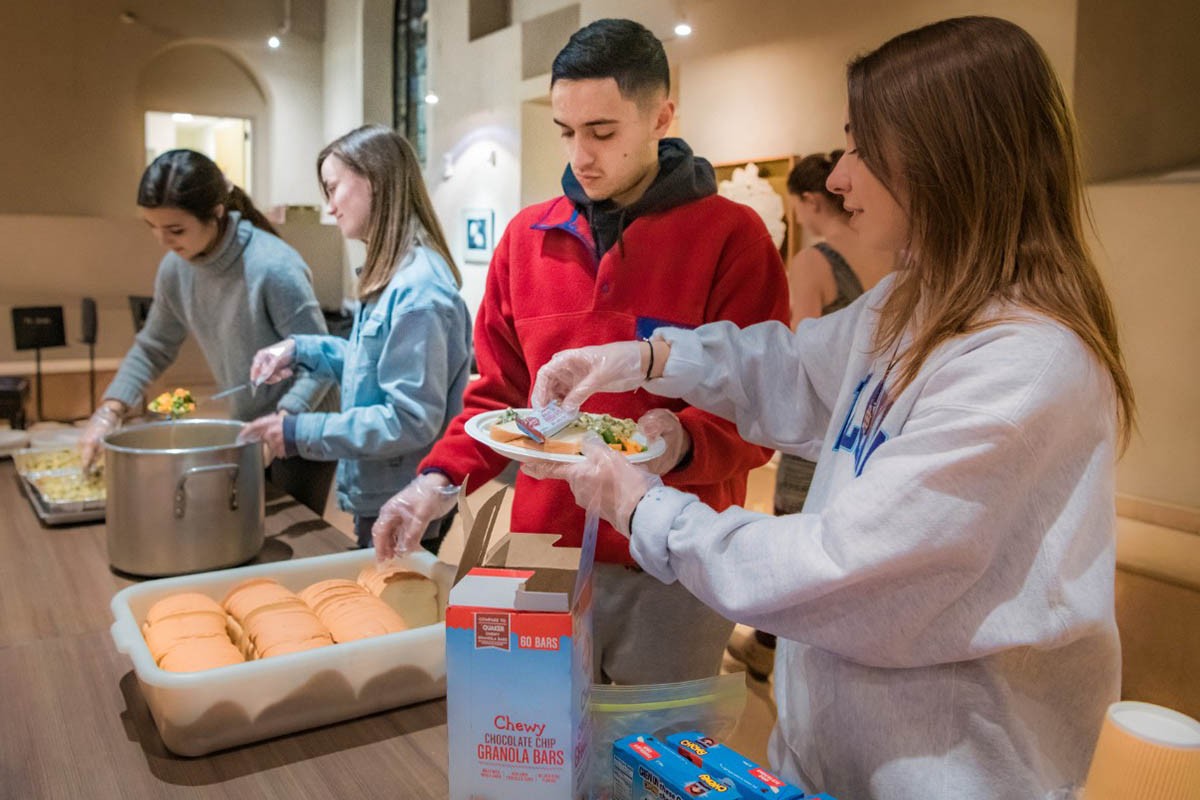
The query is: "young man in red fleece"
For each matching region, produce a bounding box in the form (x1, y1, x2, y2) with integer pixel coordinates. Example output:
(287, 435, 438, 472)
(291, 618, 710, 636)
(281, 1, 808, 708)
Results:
(373, 18, 788, 683)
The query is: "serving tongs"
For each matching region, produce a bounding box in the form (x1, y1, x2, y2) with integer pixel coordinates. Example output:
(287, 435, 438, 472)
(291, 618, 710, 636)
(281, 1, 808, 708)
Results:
(210, 381, 260, 401)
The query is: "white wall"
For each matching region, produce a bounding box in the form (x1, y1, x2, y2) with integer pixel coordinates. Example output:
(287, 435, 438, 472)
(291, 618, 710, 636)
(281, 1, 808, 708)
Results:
(426, 2, 525, 319)
(428, 0, 1079, 312)
(427, 0, 1200, 513)
(324, 0, 365, 144)
(673, 0, 1076, 164)
(0, 0, 329, 387)
(322, 0, 397, 304)
(1089, 180, 1200, 509)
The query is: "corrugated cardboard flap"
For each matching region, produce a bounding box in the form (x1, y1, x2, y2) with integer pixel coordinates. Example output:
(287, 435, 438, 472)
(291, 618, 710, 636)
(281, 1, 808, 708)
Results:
(452, 486, 596, 613)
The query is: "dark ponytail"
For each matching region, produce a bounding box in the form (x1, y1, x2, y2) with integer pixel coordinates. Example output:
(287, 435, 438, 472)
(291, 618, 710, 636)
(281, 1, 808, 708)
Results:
(224, 184, 279, 236)
(786, 150, 847, 214)
(137, 150, 278, 236)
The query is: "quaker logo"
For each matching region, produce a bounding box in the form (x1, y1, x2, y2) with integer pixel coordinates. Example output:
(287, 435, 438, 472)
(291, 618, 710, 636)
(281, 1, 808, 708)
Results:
(833, 372, 894, 476)
(474, 612, 511, 650)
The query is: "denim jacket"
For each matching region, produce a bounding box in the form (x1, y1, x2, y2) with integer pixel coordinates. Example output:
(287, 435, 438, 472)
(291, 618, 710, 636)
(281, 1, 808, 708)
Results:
(283, 245, 472, 516)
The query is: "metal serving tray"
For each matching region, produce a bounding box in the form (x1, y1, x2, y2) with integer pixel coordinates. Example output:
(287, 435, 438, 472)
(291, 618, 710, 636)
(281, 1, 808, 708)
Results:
(12, 446, 84, 477)
(14, 448, 106, 525)
(18, 474, 105, 525)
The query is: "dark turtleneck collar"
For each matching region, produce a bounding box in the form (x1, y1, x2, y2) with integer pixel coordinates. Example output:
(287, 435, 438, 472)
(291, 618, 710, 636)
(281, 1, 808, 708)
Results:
(561, 137, 716, 259)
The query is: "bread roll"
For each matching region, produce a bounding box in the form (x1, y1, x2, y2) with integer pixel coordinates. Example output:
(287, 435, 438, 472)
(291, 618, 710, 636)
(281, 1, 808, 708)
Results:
(142, 592, 244, 672)
(222, 578, 333, 659)
(357, 566, 439, 629)
(300, 579, 408, 643)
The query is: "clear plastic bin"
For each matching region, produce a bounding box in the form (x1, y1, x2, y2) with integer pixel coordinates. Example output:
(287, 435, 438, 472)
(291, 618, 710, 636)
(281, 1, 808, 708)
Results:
(110, 548, 454, 756)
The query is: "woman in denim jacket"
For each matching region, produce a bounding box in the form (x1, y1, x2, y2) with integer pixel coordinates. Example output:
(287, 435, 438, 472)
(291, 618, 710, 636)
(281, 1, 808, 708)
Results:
(242, 125, 472, 548)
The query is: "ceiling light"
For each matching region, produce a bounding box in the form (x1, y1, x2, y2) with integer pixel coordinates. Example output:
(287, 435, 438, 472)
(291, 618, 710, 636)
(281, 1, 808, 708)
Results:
(268, 0, 290, 50)
(674, 22, 692, 37)
(425, 93, 440, 105)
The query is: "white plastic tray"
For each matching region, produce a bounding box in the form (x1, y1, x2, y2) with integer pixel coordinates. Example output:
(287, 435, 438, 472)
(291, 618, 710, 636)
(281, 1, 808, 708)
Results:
(464, 408, 666, 464)
(110, 548, 455, 756)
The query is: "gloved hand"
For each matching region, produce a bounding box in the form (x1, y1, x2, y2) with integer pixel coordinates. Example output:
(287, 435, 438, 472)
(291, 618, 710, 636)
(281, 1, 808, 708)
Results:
(372, 473, 461, 561)
(522, 434, 662, 536)
(249, 339, 297, 386)
(79, 403, 123, 473)
(531, 341, 645, 412)
(636, 408, 691, 475)
(238, 412, 287, 459)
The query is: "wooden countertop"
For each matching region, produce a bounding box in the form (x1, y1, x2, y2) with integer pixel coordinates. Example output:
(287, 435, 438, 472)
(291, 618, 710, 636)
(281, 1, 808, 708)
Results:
(0, 460, 450, 799)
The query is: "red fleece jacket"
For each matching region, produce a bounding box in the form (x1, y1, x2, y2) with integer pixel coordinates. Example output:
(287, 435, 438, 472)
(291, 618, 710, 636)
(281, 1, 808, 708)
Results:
(421, 193, 789, 564)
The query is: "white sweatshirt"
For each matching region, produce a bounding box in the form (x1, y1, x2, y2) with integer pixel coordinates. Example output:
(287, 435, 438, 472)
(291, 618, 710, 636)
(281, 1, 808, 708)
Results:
(633, 275, 1120, 800)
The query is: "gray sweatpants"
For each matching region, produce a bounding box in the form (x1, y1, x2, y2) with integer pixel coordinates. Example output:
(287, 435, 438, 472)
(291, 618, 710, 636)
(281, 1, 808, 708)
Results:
(591, 562, 734, 685)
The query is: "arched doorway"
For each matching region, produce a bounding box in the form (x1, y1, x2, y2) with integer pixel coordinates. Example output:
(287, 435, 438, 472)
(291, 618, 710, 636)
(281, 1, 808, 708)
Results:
(136, 43, 268, 197)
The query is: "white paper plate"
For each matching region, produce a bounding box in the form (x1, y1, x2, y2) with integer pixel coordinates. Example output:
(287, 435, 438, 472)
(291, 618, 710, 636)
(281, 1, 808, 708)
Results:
(464, 409, 667, 464)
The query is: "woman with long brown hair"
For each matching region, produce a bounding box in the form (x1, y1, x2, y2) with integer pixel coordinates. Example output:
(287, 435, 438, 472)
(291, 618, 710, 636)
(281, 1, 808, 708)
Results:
(80, 149, 337, 514)
(241, 125, 472, 549)
(527, 16, 1133, 799)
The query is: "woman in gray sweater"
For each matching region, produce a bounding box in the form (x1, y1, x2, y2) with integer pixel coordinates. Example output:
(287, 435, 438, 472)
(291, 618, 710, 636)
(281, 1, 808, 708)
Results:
(79, 149, 337, 513)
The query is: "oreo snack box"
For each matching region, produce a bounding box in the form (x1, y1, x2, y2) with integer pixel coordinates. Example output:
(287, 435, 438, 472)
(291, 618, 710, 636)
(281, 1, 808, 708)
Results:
(665, 732, 806, 799)
(612, 734, 744, 799)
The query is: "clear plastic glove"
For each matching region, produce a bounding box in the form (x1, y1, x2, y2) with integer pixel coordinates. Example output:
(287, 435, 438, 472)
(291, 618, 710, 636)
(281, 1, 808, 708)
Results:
(636, 408, 691, 475)
(531, 341, 645, 412)
(79, 404, 122, 472)
(249, 339, 296, 386)
(522, 433, 662, 536)
(238, 412, 287, 459)
(372, 473, 461, 561)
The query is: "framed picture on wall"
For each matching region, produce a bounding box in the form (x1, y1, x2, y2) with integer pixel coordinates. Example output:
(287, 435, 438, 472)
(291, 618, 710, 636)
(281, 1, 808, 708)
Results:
(462, 208, 495, 264)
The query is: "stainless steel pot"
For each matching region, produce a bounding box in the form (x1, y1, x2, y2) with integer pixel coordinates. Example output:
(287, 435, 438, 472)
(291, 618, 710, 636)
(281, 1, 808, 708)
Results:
(103, 419, 264, 577)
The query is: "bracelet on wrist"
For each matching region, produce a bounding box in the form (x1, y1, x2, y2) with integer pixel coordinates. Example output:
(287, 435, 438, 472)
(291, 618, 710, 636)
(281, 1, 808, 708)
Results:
(643, 339, 655, 382)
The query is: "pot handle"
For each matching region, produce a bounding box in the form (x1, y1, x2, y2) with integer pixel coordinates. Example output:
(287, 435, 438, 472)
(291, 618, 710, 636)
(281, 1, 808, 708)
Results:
(174, 463, 240, 519)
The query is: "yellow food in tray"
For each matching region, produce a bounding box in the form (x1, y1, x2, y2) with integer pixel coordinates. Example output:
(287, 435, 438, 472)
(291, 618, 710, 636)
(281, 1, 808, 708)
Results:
(490, 408, 648, 455)
(32, 471, 106, 504)
(148, 388, 196, 419)
(14, 447, 83, 474)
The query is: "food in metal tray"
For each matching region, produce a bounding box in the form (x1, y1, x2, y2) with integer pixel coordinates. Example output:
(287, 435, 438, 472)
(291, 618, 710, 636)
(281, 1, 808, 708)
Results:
(16, 447, 82, 474)
(32, 471, 106, 504)
(148, 388, 196, 419)
(491, 407, 647, 454)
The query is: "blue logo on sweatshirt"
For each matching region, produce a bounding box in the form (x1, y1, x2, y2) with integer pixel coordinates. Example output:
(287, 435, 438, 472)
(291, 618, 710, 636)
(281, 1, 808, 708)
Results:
(834, 373, 893, 476)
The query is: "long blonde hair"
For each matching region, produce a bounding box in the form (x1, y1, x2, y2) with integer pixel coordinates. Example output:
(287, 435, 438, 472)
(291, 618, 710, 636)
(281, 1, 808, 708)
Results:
(849, 16, 1134, 446)
(317, 125, 461, 299)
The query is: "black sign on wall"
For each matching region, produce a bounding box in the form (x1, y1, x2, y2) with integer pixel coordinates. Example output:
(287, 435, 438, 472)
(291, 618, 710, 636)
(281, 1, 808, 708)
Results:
(11, 306, 66, 351)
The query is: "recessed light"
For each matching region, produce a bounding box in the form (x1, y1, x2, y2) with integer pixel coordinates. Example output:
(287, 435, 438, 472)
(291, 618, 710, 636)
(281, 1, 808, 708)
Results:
(674, 22, 692, 37)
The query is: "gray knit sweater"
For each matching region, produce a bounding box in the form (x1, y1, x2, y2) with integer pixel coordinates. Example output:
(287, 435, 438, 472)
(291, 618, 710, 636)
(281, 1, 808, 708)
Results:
(104, 212, 334, 420)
